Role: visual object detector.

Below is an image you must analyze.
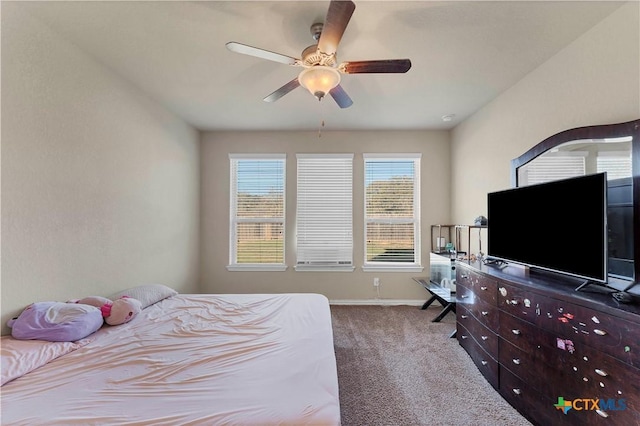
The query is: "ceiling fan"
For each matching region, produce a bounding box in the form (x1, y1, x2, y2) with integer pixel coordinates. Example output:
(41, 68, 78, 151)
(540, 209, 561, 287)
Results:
(226, 0, 411, 108)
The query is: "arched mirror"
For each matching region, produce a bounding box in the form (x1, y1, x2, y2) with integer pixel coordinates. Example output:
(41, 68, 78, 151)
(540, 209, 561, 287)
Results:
(511, 120, 639, 292)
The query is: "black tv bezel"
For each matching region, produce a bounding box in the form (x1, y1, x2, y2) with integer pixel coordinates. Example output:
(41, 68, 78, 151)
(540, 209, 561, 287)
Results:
(487, 172, 608, 285)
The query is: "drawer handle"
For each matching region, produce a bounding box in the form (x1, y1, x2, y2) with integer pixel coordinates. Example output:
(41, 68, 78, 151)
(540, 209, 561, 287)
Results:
(461, 315, 468, 319)
(481, 311, 489, 316)
(461, 274, 469, 279)
(481, 360, 488, 366)
(595, 369, 608, 377)
(594, 329, 607, 336)
(461, 335, 469, 339)
(480, 286, 487, 291)
(460, 295, 469, 299)
(511, 329, 521, 335)
(595, 409, 609, 418)
(481, 336, 489, 341)
(512, 358, 521, 365)
(512, 388, 522, 395)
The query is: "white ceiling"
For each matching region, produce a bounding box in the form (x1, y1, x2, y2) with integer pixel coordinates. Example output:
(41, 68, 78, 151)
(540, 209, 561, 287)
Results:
(19, 1, 624, 131)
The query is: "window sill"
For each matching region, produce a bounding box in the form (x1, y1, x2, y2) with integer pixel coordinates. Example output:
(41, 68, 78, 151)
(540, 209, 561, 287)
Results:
(361, 265, 424, 273)
(294, 265, 355, 272)
(226, 265, 288, 272)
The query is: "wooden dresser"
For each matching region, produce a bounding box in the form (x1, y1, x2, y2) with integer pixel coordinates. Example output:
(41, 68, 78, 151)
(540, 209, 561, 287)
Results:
(455, 261, 640, 425)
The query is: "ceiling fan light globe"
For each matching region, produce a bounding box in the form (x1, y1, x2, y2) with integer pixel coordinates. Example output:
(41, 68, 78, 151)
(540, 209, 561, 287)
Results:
(298, 66, 340, 99)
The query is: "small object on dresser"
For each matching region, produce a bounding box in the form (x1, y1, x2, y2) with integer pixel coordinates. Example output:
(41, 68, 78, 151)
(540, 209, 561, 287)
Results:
(445, 242, 455, 255)
(474, 215, 488, 226)
(612, 291, 634, 303)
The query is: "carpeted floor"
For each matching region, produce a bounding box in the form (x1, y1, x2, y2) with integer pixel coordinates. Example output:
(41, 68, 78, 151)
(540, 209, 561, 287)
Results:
(331, 305, 533, 426)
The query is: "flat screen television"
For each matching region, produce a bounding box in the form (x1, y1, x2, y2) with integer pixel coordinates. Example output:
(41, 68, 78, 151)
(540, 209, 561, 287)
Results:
(487, 172, 608, 286)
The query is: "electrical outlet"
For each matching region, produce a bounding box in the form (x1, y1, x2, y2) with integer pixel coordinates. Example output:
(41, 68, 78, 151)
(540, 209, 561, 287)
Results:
(373, 277, 380, 287)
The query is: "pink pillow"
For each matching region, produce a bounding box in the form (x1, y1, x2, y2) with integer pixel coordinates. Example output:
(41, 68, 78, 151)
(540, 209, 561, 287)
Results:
(1, 336, 90, 385)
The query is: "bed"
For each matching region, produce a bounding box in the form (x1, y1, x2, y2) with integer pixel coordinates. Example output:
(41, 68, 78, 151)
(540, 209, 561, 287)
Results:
(1, 293, 341, 425)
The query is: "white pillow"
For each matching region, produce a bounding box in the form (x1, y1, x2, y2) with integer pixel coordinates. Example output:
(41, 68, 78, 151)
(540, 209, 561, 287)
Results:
(109, 284, 177, 309)
(1, 336, 91, 385)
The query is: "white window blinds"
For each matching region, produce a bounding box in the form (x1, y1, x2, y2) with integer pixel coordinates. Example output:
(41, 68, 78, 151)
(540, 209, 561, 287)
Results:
(229, 154, 285, 269)
(364, 154, 421, 266)
(519, 153, 586, 186)
(597, 151, 632, 180)
(296, 154, 353, 270)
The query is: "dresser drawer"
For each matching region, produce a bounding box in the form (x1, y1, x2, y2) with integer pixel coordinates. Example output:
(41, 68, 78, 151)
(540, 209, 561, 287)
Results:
(500, 336, 587, 399)
(500, 311, 640, 409)
(456, 266, 498, 305)
(562, 346, 640, 404)
(497, 283, 640, 367)
(499, 367, 577, 426)
(502, 366, 639, 426)
(499, 310, 569, 364)
(457, 285, 499, 330)
(457, 305, 498, 357)
(498, 366, 538, 424)
(457, 322, 499, 389)
(500, 337, 557, 396)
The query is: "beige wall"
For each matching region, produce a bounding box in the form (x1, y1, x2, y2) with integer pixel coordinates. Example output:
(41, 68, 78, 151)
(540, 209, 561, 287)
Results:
(201, 130, 450, 301)
(451, 2, 640, 226)
(1, 4, 201, 333)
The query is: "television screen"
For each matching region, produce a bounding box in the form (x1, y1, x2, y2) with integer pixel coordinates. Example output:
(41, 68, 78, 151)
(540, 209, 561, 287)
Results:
(487, 173, 607, 283)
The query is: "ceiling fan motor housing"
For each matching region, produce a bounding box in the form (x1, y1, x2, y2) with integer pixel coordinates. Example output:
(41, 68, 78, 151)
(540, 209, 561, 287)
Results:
(301, 44, 337, 67)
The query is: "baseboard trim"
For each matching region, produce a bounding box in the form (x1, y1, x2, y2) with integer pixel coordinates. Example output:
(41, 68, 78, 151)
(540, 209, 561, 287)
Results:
(329, 299, 424, 306)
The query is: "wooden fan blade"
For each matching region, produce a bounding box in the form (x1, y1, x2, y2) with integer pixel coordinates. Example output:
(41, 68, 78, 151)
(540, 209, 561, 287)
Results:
(329, 85, 353, 109)
(341, 59, 412, 74)
(263, 78, 301, 103)
(226, 42, 299, 66)
(317, 1, 356, 56)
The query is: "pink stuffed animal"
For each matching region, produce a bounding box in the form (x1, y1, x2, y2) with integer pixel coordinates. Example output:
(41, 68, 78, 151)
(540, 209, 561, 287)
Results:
(75, 296, 142, 326)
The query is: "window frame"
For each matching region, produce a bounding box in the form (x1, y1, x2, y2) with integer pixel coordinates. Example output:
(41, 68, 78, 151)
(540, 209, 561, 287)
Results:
(362, 153, 423, 273)
(227, 154, 287, 272)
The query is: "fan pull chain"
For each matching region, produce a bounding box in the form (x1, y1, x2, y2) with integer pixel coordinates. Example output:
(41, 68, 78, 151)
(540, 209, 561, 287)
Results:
(317, 97, 327, 138)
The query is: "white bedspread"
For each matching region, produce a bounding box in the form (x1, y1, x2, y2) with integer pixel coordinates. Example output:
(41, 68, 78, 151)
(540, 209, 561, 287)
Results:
(1, 294, 341, 425)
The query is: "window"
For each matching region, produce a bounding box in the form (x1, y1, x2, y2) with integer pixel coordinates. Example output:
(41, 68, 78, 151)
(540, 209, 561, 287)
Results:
(518, 152, 586, 186)
(296, 154, 354, 271)
(597, 151, 632, 180)
(363, 154, 422, 272)
(228, 154, 286, 271)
